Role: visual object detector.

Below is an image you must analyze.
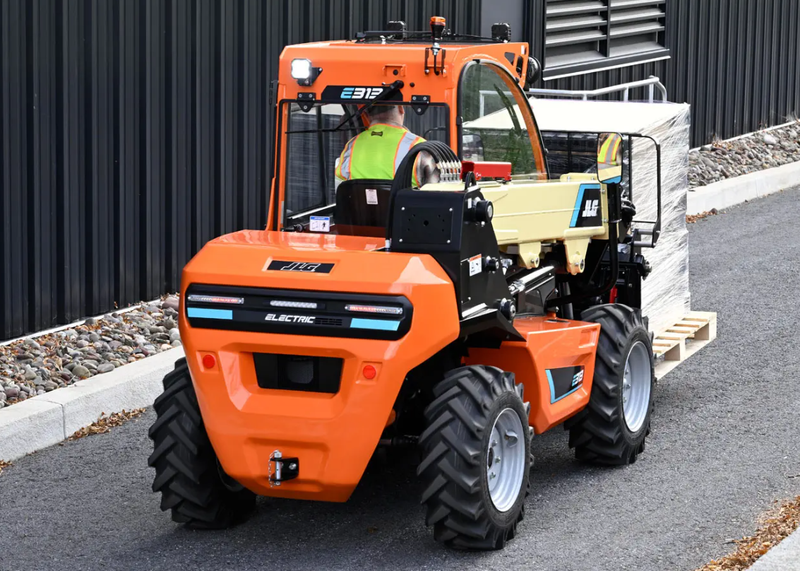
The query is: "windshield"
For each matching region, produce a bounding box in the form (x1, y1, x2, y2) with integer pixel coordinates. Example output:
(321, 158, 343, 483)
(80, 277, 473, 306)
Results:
(281, 102, 449, 235)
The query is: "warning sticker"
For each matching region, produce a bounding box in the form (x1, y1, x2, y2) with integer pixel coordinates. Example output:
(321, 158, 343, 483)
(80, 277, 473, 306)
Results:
(365, 188, 378, 205)
(469, 254, 482, 277)
(310, 216, 331, 233)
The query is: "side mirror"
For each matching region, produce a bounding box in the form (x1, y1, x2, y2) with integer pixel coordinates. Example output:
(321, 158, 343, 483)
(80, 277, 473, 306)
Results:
(462, 131, 485, 162)
(597, 132, 623, 184)
(525, 57, 541, 86)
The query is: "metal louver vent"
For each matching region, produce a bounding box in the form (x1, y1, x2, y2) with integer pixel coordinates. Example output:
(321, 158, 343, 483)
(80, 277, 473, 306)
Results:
(544, 0, 667, 77)
(609, 0, 666, 57)
(546, 1, 609, 69)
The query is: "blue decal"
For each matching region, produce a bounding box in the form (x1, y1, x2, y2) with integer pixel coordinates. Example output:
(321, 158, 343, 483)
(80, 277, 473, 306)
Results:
(569, 186, 586, 228)
(603, 176, 622, 184)
(187, 308, 233, 320)
(570, 183, 602, 228)
(341, 87, 354, 99)
(350, 318, 401, 331)
(547, 369, 580, 404)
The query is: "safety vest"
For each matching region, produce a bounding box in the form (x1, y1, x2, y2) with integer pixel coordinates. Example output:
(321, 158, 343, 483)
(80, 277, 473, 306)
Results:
(335, 123, 424, 186)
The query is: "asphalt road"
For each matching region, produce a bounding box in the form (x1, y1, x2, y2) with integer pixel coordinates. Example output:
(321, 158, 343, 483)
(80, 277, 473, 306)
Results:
(2, 188, 800, 571)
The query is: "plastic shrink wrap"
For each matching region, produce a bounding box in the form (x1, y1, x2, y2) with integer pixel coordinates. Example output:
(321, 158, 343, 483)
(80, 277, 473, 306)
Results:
(530, 99, 692, 335)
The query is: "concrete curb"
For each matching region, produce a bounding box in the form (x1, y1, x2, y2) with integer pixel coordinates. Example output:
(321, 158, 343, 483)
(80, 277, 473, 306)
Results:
(0, 348, 184, 461)
(687, 160, 800, 216)
(748, 526, 800, 570)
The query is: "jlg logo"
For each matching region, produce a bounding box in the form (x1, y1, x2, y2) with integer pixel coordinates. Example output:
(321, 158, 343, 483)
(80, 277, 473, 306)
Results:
(582, 199, 599, 218)
(280, 262, 321, 272)
(341, 87, 384, 100)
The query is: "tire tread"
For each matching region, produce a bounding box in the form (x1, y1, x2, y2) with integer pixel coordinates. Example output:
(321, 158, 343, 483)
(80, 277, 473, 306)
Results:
(418, 365, 532, 550)
(148, 358, 255, 529)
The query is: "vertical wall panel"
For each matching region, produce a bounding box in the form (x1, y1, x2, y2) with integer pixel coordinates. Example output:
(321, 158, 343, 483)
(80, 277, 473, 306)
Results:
(2, 0, 799, 339)
(1, 0, 31, 338)
(0, 0, 482, 339)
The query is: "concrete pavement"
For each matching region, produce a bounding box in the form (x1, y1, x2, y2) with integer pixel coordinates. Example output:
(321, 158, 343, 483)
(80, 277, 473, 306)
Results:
(0, 187, 799, 570)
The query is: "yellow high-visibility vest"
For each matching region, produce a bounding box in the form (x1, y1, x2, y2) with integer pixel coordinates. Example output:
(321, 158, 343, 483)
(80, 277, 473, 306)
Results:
(335, 123, 424, 186)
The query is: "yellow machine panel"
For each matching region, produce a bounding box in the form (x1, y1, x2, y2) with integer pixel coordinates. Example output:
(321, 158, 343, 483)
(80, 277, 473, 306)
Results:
(422, 173, 610, 274)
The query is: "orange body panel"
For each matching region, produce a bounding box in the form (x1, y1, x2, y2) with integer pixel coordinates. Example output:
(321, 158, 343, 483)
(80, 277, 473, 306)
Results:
(466, 316, 600, 434)
(179, 230, 460, 501)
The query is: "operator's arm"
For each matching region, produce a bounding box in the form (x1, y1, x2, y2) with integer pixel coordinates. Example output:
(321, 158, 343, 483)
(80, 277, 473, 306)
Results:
(415, 151, 440, 187)
(335, 136, 356, 188)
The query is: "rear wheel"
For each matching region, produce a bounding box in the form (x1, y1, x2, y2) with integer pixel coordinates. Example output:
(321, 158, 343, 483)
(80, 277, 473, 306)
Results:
(566, 304, 655, 465)
(148, 358, 256, 529)
(418, 365, 532, 550)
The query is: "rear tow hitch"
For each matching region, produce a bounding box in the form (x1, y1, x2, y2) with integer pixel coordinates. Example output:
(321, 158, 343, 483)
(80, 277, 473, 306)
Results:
(269, 450, 299, 486)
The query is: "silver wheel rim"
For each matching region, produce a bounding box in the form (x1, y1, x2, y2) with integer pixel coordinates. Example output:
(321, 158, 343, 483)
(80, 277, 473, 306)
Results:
(622, 341, 652, 433)
(486, 408, 526, 513)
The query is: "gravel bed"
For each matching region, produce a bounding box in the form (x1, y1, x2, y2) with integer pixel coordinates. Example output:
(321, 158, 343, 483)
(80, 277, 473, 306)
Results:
(0, 296, 181, 409)
(689, 120, 800, 189)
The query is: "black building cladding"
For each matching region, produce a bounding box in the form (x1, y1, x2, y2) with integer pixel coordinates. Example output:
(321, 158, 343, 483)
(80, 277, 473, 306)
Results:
(1, 0, 798, 339)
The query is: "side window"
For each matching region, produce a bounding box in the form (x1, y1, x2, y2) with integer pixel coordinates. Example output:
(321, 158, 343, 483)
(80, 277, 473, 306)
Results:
(459, 63, 546, 177)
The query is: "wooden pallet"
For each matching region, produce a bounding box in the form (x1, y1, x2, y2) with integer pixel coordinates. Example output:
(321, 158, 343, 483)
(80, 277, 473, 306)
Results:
(653, 311, 717, 379)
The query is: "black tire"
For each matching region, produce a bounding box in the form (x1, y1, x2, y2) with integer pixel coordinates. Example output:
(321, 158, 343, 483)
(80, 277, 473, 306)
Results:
(417, 365, 532, 550)
(566, 304, 655, 465)
(148, 358, 256, 529)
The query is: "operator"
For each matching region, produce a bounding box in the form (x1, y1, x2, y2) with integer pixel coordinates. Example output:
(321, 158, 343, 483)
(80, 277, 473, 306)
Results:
(334, 104, 438, 187)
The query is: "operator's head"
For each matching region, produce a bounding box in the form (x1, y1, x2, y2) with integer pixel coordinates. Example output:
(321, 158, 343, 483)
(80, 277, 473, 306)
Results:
(366, 104, 405, 126)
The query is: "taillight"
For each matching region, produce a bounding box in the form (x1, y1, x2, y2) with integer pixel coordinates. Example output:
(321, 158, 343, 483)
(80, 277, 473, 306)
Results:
(344, 304, 403, 316)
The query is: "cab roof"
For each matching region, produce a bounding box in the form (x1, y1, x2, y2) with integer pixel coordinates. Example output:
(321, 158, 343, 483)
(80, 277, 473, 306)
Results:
(277, 39, 531, 103)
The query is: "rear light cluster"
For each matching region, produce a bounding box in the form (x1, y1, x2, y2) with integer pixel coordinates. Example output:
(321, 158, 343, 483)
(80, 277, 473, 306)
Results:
(344, 304, 403, 315)
(184, 285, 412, 340)
(187, 294, 244, 305)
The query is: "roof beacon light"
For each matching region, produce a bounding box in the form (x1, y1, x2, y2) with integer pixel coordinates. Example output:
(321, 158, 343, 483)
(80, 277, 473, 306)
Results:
(345, 304, 403, 316)
(291, 58, 313, 80)
(430, 16, 446, 44)
(270, 300, 318, 310)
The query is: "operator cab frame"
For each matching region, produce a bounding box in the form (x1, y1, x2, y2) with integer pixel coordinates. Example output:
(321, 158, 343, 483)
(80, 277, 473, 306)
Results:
(269, 20, 549, 237)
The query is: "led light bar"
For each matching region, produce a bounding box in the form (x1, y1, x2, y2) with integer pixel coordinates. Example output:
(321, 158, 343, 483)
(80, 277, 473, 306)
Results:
(270, 300, 318, 310)
(187, 294, 244, 305)
(345, 304, 403, 316)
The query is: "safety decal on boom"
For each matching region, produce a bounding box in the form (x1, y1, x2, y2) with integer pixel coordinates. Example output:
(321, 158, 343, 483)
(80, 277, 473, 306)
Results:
(546, 366, 585, 403)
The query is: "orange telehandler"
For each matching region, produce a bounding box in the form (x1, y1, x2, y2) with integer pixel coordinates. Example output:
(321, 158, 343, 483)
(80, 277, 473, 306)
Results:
(149, 17, 662, 550)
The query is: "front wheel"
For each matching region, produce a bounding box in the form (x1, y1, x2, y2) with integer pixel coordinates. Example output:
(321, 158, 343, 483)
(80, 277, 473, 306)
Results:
(566, 304, 655, 465)
(417, 365, 532, 550)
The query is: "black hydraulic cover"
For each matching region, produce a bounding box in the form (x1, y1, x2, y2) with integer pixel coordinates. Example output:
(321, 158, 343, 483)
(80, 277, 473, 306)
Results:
(388, 185, 521, 344)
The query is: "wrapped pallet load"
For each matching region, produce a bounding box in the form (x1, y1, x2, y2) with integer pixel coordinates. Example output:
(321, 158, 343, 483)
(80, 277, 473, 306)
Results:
(466, 97, 692, 336)
(536, 98, 692, 336)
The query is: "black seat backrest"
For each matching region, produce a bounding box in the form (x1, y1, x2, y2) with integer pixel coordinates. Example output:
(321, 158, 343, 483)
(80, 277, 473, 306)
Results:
(334, 179, 393, 232)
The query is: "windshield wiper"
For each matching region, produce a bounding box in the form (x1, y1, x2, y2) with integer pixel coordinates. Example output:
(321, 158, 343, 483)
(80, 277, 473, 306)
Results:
(284, 80, 405, 135)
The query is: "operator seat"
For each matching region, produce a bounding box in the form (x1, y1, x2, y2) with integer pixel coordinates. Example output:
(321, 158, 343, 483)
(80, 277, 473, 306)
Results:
(333, 179, 393, 237)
